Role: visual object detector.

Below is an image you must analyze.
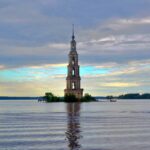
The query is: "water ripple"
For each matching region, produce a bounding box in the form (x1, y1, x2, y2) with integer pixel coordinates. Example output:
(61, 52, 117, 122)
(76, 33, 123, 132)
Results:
(0, 100, 150, 150)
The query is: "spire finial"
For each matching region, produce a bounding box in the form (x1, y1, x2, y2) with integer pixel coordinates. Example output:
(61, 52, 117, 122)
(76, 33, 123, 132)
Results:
(72, 24, 75, 40)
(72, 24, 74, 36)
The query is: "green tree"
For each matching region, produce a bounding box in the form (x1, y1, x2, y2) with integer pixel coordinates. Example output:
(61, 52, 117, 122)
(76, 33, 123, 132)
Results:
(44, 92, 60, 102)
(81, 93, 96, 102)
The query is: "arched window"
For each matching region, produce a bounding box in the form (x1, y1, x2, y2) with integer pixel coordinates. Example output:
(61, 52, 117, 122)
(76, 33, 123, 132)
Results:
(72, 68, 75, 76)
(72, 82, 75, 89)
(72, 57, 75, 65)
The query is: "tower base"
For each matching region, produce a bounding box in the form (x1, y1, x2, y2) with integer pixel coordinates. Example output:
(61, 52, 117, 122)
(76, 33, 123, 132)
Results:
(64, 89, 83, 99)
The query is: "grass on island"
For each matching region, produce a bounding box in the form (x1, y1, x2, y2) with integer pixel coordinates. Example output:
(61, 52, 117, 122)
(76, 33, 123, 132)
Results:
(40, 92, 97, 103)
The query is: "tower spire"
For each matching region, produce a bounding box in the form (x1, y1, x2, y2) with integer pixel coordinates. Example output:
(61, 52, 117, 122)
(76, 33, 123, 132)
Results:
(71, 24, 76, 51)
(72, 24, 75, 40)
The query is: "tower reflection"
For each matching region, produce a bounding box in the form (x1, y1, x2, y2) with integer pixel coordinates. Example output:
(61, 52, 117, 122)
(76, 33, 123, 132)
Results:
(66, 103, 81, 150)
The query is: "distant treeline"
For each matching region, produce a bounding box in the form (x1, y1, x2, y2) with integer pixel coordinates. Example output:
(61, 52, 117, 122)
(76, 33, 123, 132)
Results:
(0, 97, 37, 100)
(117, 93, 150, 99)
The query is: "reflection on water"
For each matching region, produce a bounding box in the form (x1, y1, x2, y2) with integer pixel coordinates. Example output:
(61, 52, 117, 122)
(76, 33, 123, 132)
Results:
(66, 103, 82, 150)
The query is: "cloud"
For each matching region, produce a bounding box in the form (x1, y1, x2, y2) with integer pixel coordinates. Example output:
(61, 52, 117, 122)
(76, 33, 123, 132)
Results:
(103, 18, 150, 31)
(0, 0, 150, 96)
(0, 65, 5, 69)
(101, 82, 139, 87)
(29, 63, 67, 69)
(0, 3, 150, 68)
(48, 43, 69, 49)
(0, 80, 65, 96)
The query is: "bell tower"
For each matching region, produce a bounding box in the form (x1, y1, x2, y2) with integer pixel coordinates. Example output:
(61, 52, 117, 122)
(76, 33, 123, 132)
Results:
(64, 25, 83, 99)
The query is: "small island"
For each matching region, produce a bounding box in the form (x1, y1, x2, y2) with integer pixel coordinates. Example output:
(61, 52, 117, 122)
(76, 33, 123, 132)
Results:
(39, 92, 96, 103)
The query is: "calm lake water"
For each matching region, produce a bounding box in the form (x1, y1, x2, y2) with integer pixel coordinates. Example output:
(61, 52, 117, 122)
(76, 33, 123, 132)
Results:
(0, 100, 150, 150)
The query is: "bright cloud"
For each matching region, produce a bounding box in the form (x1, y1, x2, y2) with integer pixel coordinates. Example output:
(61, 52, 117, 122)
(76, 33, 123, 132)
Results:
(102, 82, 139, 87)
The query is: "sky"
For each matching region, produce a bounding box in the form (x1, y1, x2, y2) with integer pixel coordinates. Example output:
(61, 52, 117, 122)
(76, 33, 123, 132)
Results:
(0, 0, 150, 96)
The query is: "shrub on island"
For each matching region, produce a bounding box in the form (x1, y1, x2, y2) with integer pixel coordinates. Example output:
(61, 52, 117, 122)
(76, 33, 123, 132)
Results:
(44, 92, 61, 102)
(81, 93, 97, 102)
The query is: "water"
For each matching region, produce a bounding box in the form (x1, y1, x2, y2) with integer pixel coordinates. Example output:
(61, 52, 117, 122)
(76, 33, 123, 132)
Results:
(0, 100, 150, 150)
